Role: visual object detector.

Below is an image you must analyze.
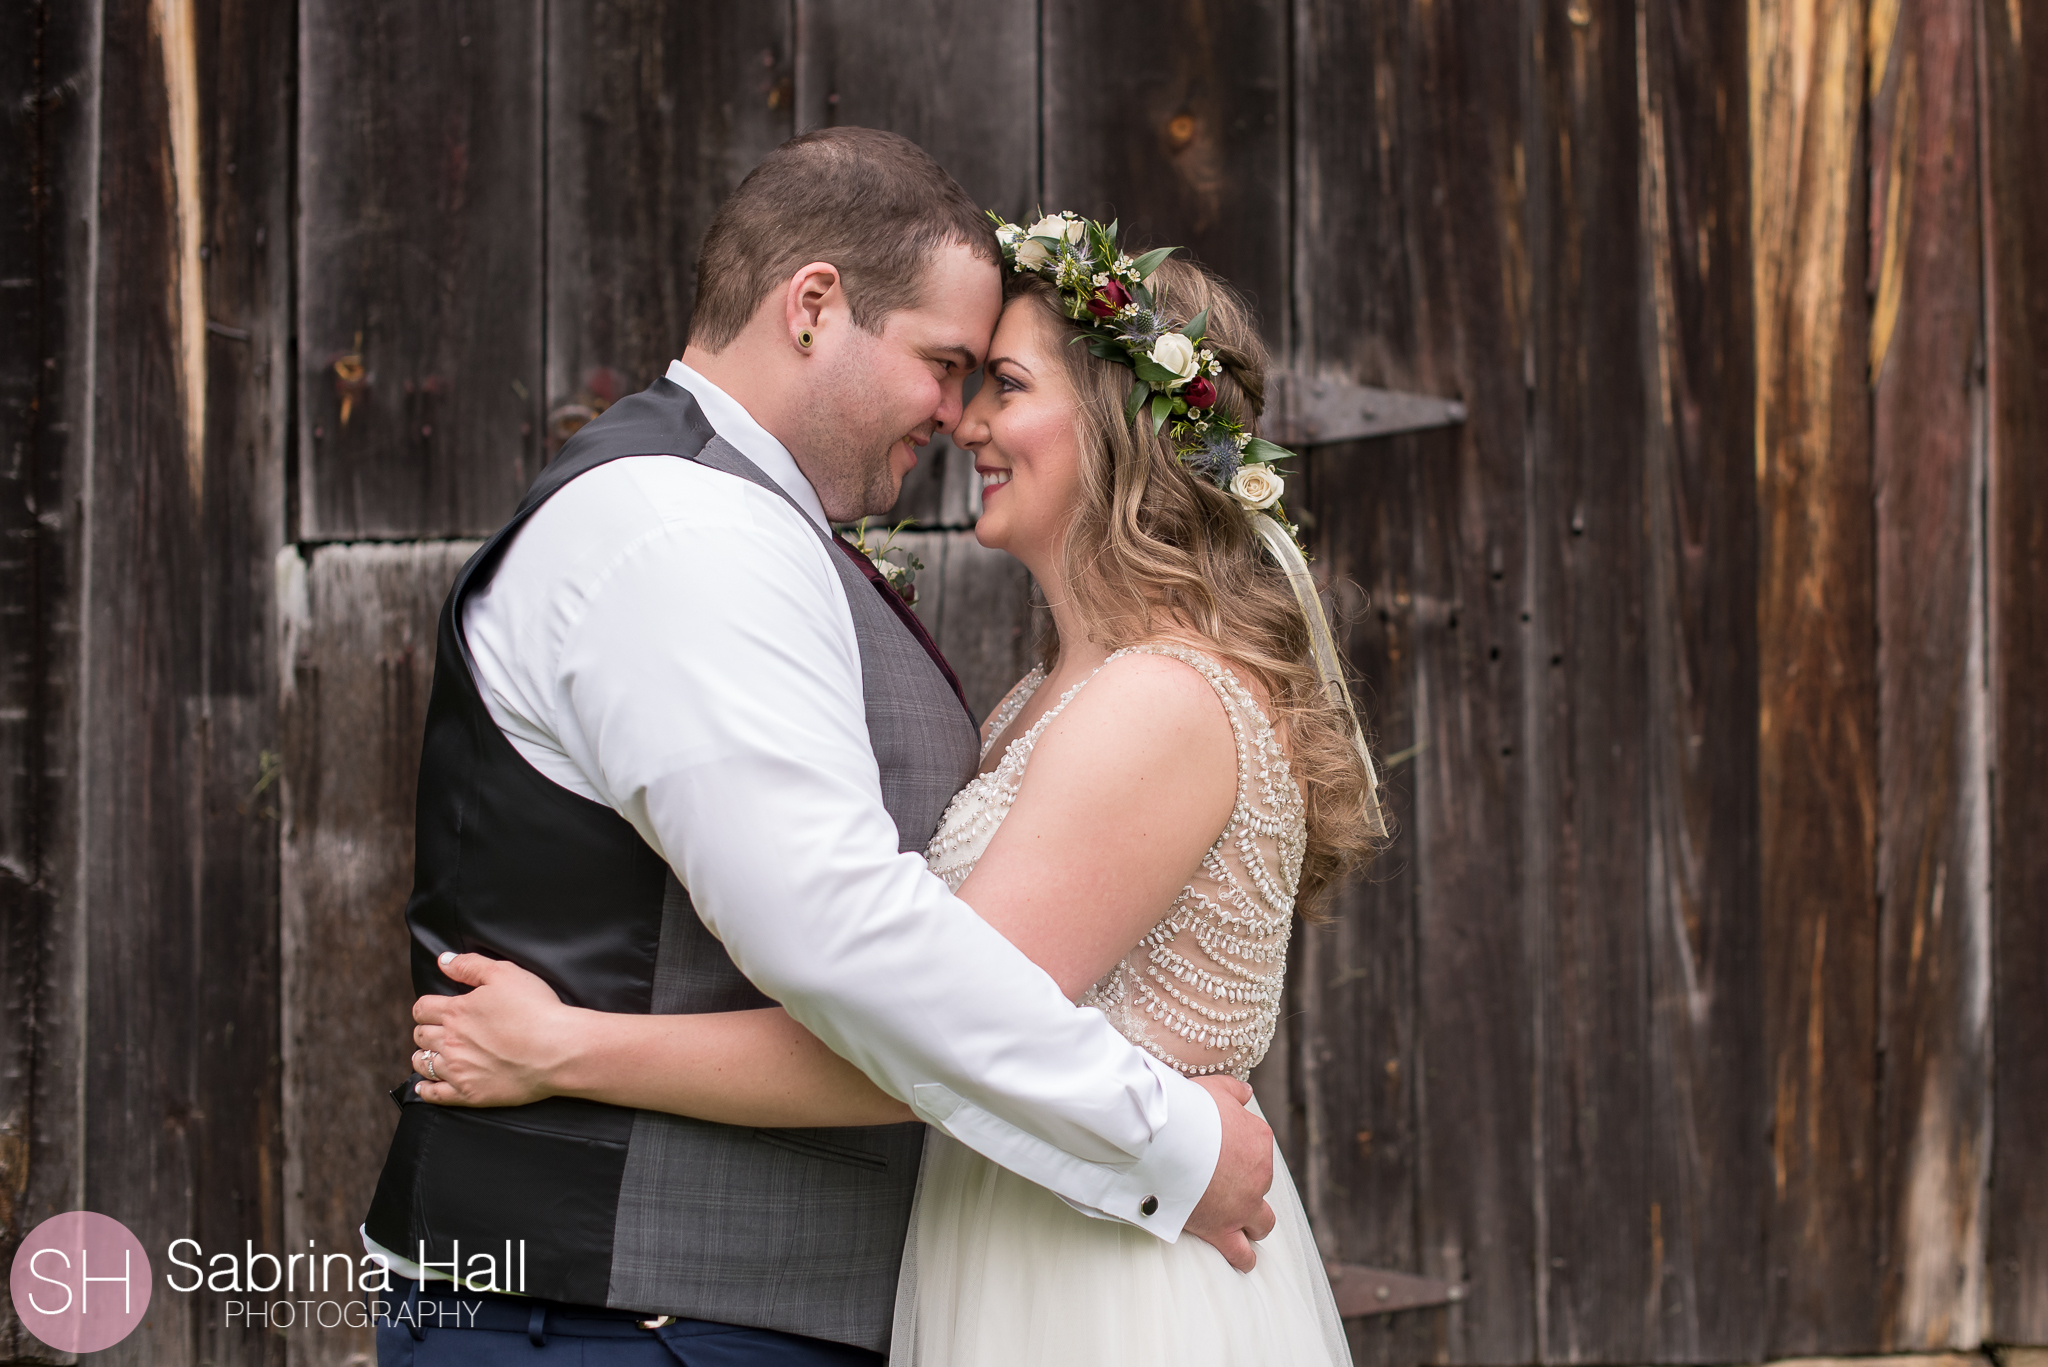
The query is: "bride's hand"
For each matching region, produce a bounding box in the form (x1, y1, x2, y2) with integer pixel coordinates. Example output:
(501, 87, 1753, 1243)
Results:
(409, 952, 577, 1107)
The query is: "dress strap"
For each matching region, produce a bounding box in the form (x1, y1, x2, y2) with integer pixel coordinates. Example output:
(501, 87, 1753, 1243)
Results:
(978, 667, 1045, 761)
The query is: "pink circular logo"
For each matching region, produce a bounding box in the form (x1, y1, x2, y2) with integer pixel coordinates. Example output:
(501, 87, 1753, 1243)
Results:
(9, 1211, 152, 1353)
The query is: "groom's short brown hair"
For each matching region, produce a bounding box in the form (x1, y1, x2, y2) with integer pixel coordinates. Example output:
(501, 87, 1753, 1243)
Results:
(688, 127, 999, 351)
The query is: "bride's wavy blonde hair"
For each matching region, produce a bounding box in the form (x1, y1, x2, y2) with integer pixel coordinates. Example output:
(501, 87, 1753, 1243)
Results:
(1013, 257, 1384, 914)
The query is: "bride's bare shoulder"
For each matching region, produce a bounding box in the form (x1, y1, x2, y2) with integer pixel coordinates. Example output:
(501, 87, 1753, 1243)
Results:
(1044, 645, 1235, 757)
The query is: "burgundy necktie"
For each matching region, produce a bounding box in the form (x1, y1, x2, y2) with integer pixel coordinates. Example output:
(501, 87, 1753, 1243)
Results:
(830, 534, 975, 722)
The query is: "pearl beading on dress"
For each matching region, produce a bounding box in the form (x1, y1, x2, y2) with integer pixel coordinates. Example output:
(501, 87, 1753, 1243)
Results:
(922, 644, 1307, 1081)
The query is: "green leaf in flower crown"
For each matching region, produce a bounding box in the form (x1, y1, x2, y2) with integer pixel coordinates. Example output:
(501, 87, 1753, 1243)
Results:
(1182, 308, 1210, 345)
(1131, 355, 1181, 386)
(1084, 336, 1123, 362)
(1125, 378, 1151, 425)
(1150, 391, 1173, 433)
(1243, 436, 1296, 466)
(1131, 246, 1178, 280)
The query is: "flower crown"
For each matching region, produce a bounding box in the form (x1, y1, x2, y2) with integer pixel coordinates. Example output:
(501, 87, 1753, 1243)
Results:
(989, 210, 1295, 521)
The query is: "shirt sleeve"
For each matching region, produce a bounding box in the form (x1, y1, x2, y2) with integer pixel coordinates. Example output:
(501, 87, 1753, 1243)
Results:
(538, 486, 1222, 1238)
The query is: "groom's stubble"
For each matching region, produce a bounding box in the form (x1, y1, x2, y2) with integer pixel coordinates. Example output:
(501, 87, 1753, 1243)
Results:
(800, 334, 919, 520)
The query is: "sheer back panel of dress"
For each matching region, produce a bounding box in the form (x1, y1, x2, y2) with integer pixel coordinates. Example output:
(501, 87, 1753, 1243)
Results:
(923, 644, 1306, 1081)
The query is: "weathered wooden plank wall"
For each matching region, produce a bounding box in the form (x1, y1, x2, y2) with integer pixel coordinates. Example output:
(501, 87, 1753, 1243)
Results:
(1869, 0, 1992, 1349)
(0, 2, 296, 1364)
(1636, 3, 1766, 1359)
(1751, 0, 1884, 1351)
(1289, 3, 1541, 1363)
(0, 3, 95, 1362)
(278, 542, 476, 1367)
(1984, 0, 2048, 1344)
(297, 0, 543, 540)
(4, 2, 2047, 1364)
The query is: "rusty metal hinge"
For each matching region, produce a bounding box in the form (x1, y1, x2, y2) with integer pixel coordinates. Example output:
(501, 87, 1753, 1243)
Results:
(1325, 1261, 1466, 1317)
(1269, 373, 1467, 447)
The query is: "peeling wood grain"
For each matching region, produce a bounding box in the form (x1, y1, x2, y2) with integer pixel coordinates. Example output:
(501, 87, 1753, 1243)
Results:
(280, 542, 475, 1367)
(1638, 0, 1769, 1359)
(544, 2, 791, 438)
(297, 0, 543, 538)
(1984, 0, 2048, 1343)
(1751, 0, 1883, 1350)
(150, 0, 205, 499)
(1869, 1, 1992, 1349)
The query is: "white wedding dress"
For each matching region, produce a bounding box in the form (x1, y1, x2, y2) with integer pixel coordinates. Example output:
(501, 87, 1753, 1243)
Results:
(890, 644, 1353, 1366)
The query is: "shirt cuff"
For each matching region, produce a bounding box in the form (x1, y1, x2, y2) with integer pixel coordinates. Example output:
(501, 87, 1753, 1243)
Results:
(909, 1062, 1222, 1241)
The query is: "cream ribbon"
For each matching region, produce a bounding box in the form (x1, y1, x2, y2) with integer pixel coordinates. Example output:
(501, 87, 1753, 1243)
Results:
(1250, 512, 1388, 838)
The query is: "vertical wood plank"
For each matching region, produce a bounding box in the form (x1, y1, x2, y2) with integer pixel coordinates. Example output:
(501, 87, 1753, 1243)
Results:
(280, 542, 475, 1367)
(1043, 0, 1289, 348)
(1523, 4, 1655, 1357)
(1750, 0, 1882, 1351)
(1984, 0, 2048, 1343)
(1289, 3, 1437, 1363)
(1868, 0, 1992, 1349)
(1293, 1, 1540, 1360)
(79, 1, 291, 1362)
(795, 0, 1039, 532)
(544, 2, 792, 436)
(1298, 451, 1426, 1367)
(0, 1, 95, 1359)
(1638, 0, 1769, 1358)
(298, 0, 542, 538)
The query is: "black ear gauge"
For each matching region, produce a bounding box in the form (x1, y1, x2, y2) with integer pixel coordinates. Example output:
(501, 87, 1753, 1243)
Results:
(798, 328, 815, 348)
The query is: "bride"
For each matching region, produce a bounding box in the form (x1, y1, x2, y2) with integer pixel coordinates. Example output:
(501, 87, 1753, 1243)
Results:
(409, 213, 1384, 1366)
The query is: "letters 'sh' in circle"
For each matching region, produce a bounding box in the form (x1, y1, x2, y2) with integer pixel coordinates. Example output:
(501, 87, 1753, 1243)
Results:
(9, 1211, 152, 1353)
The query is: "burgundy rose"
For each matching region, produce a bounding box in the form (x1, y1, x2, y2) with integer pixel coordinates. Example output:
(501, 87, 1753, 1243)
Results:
(1087, 280, 1133, 318)
(1184, 375, 1218, 409)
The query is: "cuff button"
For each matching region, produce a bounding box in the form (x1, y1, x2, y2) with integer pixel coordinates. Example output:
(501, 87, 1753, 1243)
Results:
(1140, 1195, 1159, 1217)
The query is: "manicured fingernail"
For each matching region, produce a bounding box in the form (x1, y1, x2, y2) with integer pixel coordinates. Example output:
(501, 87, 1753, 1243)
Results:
(439, 951, 455, 966)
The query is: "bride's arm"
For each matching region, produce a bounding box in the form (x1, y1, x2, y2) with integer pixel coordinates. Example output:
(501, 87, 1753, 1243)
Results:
(413, 652, 1236, 1125)
(413, 955, 912, 1126)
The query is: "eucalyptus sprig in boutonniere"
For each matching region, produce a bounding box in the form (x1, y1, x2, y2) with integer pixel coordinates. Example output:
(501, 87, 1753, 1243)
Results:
(842, 518, 924, 608)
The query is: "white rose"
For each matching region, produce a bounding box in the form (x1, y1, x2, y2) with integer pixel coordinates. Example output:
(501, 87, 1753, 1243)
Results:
(1149, 332, 1200, 384)
(1230, 465, 1284, 510)
(995, 223, 1018, 245)
(1014, 237, 1052, 269)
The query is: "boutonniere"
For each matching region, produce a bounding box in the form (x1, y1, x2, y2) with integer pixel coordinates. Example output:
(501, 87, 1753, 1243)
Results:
(843, 518, 924, 608)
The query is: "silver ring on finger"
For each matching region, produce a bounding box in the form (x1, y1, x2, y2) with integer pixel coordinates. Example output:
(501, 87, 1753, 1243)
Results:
(421, 1050, 442, 1082)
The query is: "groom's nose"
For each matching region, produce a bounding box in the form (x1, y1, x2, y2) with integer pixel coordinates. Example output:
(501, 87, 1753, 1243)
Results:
(931, 376, 965, 435)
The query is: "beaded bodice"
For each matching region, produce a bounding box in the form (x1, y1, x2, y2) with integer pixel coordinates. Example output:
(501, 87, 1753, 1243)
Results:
(924, 644, 1305, 1081)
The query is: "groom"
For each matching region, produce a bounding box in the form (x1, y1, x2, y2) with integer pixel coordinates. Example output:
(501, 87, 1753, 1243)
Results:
(363, 127, 1276, 1365)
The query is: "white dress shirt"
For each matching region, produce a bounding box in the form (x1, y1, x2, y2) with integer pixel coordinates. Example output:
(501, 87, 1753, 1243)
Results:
(438, 360, 1220, 1235)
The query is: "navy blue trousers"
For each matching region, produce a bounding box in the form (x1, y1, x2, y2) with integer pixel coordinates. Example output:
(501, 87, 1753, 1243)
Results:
(373, 1285, 885, 1366)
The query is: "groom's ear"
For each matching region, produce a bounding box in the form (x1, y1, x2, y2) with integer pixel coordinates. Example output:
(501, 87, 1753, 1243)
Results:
(785, 261, 845, 346)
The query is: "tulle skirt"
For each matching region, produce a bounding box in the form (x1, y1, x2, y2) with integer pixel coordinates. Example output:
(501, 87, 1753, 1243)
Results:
(889, 1100, 1352, 1366)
